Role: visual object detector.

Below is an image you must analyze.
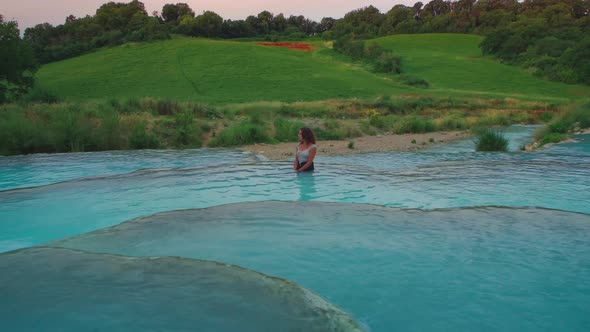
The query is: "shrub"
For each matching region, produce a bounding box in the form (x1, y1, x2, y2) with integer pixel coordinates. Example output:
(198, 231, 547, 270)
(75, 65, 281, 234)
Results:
(209, 123, 272, 147)
(108, 98, 121, 111)
(50, 106, 96, 152)
(547, 120, 568, 133)
(369, 115, 397, 130)
(364, 43, 386, 61)
(313, 127, 346, 140)
(95, 110, 123, 150)
(324, 119, 340, 130)
(475, 130, 509, 152)
(190, 104, 222, 119)
(129, 121, 160, 149)
(341, 124, 363, 138)
(533, 100, 590, 146)
(122, 98, 142, 113)
(359, 120, 377, 135)
(156, 99, 180, 116)
(373, 52, 402, 74)
(539, 112, 554, 123)
(437, 116, 467, 131)
(22, 86, 61, 103)
(393, 116, 436, 134)
(248, 111, 266, 125)
(539, 133, 566, 146)
(0, 110, 51, 154)
(273, 117, 304, 142)
(333, 36, 365, 60)
(561, 100, 590, 129)
(398, 74, 429, 88)
(174, 110, 201, 147)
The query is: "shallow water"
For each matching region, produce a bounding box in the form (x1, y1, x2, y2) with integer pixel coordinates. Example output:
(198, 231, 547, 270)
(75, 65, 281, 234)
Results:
(0, 149, 254, 190)
(1, 126, 589, 331)
(51, 202, 590, 332)
(1, 131, 588, 252)
(0, 247, 363, 332)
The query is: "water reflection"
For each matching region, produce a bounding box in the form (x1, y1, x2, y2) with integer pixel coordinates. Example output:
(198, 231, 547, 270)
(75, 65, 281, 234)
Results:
(296, 171, 316, 201)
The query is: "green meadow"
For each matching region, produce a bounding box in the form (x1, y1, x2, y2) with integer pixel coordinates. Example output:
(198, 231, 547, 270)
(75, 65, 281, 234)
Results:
(374, 34, 589, 101)
(3, 33, 588, 155)
(36, 34, 590, 104)
(36, 37, 410, 103)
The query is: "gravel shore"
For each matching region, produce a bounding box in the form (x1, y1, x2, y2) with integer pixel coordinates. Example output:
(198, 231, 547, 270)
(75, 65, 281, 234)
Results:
(241, 131, 471, 160)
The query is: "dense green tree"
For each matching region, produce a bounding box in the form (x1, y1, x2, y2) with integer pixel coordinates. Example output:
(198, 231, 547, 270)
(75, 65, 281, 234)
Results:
(477, 9, 516, 31)
(423, 0, 451, 17)
(559, 37, 590, 84)
(0, 16, 37, 102)
(162, 3, 195, 23)
(272, 13, 287, 32)
(330, 6, 384, 39)
(95, 0, 147, 32)
(255, 11, 274, 35)
(176, 14, 198, 35)
(318, 17, 335, 32)
(11, 0, 590, 87)
(571, 0, 590, 18)
(381, 5, 413, 35)
(221, 19, 255, 38)
(543, 3, 575, 27)
(194, 11, 223, 38)
(287, 15, 305, 30)
(343, 5, 385, 27)
(23, 23, 55, 63)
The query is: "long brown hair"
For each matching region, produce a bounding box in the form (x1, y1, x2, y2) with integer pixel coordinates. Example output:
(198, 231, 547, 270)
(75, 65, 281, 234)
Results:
(300, 127, 316, 144)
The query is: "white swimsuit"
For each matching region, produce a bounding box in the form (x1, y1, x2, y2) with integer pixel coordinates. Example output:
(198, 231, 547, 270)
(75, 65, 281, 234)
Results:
(296, 144, 317, 163)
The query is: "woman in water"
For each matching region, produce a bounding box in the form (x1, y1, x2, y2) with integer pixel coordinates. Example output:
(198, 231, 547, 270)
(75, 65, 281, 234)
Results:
(294, 127, 317, 172)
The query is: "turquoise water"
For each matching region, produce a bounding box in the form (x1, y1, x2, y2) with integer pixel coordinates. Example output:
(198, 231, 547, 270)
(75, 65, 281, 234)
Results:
(51, 202, 590, 332)
(0, 149, 253, 190)
(1, 247, 363, 332)
(1, 127, 589, 331)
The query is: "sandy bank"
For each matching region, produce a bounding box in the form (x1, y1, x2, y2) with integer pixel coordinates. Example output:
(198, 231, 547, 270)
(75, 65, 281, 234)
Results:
(241, 131, 471, 160)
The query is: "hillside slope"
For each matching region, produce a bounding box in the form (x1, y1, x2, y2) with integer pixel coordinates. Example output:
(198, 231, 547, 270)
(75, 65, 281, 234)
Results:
(36, 35, 590, 103)
(375, 34, 589, 100)
(36, 37, 410, 103)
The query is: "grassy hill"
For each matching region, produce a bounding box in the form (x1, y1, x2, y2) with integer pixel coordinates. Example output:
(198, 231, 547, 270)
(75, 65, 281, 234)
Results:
(374, 34, 589, 101)
(36, 34, 590, 104)
(7, 34, 589, 155)
(36, 37, 411, 104)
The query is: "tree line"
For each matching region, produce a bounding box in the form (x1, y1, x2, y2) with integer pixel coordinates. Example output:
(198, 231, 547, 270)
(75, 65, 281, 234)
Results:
(326, 0, 589, 85)
(1, 0, 589, 102)
(21, 1, 333, 64)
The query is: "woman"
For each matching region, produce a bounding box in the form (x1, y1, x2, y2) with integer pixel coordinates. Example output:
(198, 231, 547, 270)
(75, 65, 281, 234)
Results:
(294, 127, 317, 172)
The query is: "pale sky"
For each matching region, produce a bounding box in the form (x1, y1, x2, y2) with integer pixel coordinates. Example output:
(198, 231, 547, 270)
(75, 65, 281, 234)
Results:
(1, 0, 416, 31)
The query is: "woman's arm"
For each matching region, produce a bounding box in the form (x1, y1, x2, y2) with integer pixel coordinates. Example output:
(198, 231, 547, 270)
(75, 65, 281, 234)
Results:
(293, 147, 299, 170)
(296, 147, 316, 172)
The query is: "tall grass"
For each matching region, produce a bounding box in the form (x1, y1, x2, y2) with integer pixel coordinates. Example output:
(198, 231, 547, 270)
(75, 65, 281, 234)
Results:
(534, 100, 590, 146)
(0, 96, 562, 155)
(209, 124, 272, 147)
(273, 118, 304, 142)
(475, 129, 509, 152)
(174, 110, 201, 147)
(0, 100, 206, 155)
(129, 121, 160, 149)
